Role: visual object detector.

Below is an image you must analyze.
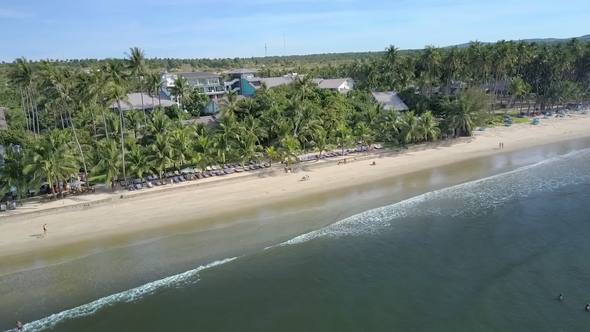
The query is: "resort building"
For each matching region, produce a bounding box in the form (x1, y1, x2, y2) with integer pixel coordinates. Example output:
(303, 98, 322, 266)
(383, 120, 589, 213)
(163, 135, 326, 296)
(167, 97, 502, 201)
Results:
(224, 69, 258, 96)
(162, 72, 226, 114)
(371, 91, 410, 111)
(110, 93, 175, 112)
(312, 78, 354, 94)
(162, 72, 226, 99)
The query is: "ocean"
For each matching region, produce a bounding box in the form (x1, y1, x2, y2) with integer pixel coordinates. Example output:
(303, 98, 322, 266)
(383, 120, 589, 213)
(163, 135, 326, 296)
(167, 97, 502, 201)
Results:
(2, 141, 590, 331)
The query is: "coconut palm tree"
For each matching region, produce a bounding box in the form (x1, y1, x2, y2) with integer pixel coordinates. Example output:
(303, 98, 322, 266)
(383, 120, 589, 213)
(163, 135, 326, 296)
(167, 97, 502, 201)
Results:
(9, 58, 39, 134)
(356, 122, 375, 148)
(91, 139, 122, 190)
(127, 143, 151, 180)
(0, 148, 33, 204)
(445, 89, 488, 137)
(418, 111, 440, 142)
(126, 47, 148, 123)
(24, 131, 78, 198)
(38, 64, 89, 178)
(398, 111, 420, 144)
(335, 124, 353, 155)
(146, 71, 162, 107)
(280, 135, 300, 168)
(170, 126, 194, 169)
(265, 146, 282, 166)
(104, 80, 129, 182)
(170, 76, 191, 111)
(149, 132, 174, 180)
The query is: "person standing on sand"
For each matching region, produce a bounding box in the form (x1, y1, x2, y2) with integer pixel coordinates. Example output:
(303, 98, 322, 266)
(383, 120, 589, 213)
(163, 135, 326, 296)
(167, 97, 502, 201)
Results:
(43, 223, 47, 236)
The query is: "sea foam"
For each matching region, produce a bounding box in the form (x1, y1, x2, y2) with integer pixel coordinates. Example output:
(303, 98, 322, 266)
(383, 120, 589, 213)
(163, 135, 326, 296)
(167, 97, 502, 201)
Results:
(6, 257, 237, 332)
(273, 148, 590, 247)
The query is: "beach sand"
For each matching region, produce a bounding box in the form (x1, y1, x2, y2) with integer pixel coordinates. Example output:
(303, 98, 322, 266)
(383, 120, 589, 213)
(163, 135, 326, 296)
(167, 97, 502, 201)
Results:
(1, 114, 589, 259)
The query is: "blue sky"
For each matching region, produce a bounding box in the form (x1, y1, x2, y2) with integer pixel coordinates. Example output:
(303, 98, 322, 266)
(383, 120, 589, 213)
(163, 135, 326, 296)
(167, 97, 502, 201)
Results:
(1, 0, 588, 61)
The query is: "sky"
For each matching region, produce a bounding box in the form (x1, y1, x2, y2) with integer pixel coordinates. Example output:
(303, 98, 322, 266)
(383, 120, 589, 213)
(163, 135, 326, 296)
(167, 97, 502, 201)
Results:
(0, 0, 589, 61)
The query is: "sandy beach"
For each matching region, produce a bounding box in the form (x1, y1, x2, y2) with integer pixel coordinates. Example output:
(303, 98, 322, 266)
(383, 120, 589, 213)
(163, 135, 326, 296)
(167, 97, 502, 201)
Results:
(1, 114, 589, 259)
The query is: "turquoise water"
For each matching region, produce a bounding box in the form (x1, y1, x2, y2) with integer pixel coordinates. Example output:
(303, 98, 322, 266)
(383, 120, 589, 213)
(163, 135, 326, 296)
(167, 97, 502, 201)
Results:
(4, 146, 590, 331)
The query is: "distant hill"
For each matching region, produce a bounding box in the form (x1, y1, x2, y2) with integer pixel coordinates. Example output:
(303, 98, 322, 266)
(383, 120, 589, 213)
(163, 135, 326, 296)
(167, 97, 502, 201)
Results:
(449, 35, 590, 49)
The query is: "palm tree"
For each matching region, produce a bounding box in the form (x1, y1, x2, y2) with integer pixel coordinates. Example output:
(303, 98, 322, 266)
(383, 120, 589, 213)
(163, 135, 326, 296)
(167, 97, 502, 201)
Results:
(170, 126, 194, 169)
(280, 135, 300, 168)
(354, 122, 374, 149)
(265, 146, 282, 166)
(418, 111, 440, 142)
(445, 89, 488, 137)
(0, 148, 33, 204)
(104, 80, 129, 183)
(127, 143, 151, 180)
(91, 139, 122, 190)
(39, 64, 89, 178)
(146, 72, 162, 107)
(24, 131, 78, 198)
(149, 132, 173, 180)
(170, 76, 191, 111)
(126, 47, 147, 123)
(335, 124, 353, 155)
(398, 111, 420, 144)
(509, 77, 531, 111)
(312, 127, 328, 158)
(9, 58, 39, 134)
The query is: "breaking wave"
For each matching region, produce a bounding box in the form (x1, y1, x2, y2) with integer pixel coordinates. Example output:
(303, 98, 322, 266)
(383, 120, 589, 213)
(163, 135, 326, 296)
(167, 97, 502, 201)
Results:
(275, 148, 590, 247)
(6, 257, 237, 332)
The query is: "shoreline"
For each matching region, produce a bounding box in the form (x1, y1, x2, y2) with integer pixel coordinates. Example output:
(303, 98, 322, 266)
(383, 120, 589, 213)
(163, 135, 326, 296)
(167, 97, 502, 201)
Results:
(1, 114, 589, 259)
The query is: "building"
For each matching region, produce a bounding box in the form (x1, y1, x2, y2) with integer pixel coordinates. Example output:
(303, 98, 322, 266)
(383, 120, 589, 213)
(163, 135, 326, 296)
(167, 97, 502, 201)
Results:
(111, 93, 175, 112)
(313, 78, 354, 94)
(224, 69, 258, 96)
(162, 72, 226, 99)
(371, 91, 409, 111)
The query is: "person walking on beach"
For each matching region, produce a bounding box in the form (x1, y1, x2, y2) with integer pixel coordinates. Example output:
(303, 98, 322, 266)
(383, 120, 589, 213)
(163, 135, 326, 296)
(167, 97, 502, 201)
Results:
(43, 223, 48, 236)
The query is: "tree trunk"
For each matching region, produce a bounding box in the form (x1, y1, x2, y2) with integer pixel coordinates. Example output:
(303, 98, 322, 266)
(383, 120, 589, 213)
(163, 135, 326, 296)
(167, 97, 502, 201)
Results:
(20, 89, 30, 132)
(139, 80, 147, 125)
(117, 100, 127, 184)
(102, 111, 110, 140)
(66, 108, 89, 179)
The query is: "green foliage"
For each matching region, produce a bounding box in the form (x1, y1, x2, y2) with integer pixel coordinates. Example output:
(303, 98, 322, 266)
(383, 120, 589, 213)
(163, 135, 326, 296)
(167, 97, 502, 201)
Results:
(5, 40, 588, 197)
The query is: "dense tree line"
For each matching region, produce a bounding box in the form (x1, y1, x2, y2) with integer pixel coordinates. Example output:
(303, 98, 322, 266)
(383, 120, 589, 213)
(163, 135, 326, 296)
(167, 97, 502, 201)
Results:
(305, 40, 590, 111)
(2, 39, 588, 201)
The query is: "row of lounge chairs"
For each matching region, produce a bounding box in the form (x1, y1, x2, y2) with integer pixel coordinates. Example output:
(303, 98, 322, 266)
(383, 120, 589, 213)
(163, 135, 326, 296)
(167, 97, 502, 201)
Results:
(299, 145, 382, 162)
(126, 162, 271, 191)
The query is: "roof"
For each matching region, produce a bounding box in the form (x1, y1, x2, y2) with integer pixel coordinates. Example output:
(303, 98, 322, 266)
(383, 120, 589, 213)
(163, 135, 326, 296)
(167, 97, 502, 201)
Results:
(313, 78, 353, 90)
(0, 107, 7, 130)
(256, 76, 297, 88)
(178, 72, 221, 79)
(111, 93, 176, 111)
(371, 91, 409, 111)
(227, 68, 258, 75)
